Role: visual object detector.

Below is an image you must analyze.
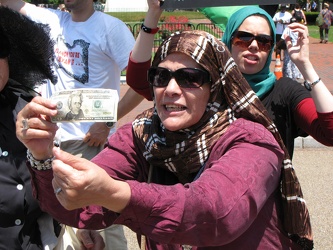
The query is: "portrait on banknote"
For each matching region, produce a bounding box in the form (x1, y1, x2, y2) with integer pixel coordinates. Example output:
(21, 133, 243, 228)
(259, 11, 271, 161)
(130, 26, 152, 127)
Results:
(50, 89, 118, 123)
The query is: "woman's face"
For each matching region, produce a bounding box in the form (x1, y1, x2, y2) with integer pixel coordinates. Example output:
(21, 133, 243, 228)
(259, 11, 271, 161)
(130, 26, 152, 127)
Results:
(231, 15, 271, 75)
(0, 58, 9, 92)
(153, 53, 211, 131)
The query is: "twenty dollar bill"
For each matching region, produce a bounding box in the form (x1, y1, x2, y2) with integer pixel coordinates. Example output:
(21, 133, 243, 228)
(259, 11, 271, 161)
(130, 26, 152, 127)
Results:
(50, 88, 118, 123)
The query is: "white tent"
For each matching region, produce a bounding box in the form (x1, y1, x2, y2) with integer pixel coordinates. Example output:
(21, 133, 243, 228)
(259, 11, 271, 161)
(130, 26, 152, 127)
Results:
(104, 0, 148, 12)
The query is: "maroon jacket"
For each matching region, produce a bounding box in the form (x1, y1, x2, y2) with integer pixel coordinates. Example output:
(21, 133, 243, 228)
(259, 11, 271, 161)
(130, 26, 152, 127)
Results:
(29, 118, 300, 249)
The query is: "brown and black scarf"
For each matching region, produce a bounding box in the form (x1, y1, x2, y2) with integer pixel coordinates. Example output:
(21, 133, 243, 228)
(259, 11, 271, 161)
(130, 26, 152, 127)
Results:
(132, 30, 312, 249)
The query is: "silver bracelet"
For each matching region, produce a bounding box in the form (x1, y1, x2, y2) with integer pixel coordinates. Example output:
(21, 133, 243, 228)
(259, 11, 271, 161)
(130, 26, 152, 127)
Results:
(27, 149, 54, 170)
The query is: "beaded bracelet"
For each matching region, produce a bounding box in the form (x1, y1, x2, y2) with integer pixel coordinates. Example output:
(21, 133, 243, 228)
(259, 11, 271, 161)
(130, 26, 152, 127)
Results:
(27, 149, 54, 170)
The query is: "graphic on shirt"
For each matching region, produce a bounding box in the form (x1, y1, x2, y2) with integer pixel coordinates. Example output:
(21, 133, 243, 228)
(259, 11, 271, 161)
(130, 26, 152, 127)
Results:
(54, 35, 90, 84)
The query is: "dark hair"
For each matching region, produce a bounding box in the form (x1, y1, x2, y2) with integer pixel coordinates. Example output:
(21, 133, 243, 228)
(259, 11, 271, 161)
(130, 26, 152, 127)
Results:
(0, 27, 10, 58)
(290, 17, 297, 23)
(0, 7, 57, 88)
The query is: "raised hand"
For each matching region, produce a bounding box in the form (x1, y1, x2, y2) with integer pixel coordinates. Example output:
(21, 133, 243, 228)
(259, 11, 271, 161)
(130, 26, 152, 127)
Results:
(16, 96, 58, 160)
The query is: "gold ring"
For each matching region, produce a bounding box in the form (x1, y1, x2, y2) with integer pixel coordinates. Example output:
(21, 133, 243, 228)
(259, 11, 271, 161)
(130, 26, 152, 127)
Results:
(22, 119, 29, 130)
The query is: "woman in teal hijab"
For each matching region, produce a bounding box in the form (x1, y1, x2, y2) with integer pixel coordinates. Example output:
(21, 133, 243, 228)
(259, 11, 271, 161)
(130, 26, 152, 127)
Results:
(220, 6, 333, 158)
(222, 6, 276, 99)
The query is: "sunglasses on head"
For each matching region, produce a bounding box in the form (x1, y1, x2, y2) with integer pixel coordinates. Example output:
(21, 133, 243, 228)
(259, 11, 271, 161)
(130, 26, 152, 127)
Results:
(148, 67, 211, 88)
(231, 31, 273, 52)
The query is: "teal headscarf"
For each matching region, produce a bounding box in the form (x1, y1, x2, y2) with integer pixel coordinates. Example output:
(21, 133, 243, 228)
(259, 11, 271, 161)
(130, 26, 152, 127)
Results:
(222, 6, 276, 99)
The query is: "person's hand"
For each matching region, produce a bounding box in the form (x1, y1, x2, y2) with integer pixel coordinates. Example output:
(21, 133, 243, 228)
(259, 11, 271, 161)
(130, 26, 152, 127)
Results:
(16, 96, 58, 160)
(51, 147, 130, 212)
(148, 0, 164, 9)
(146, 0, 163, 19)
(285, 22, 310, 67)
(76, 229, 105, 250)
(83, 122, 110, 147)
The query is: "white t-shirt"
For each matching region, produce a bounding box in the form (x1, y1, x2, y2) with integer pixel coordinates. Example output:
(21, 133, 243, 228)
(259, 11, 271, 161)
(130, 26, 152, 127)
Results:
(273, 11, 292, 35)
(25, 5, 135, 141)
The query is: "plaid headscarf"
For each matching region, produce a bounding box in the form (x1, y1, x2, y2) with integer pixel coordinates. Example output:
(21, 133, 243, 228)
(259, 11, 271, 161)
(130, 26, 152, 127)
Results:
(132, 30, 312, 249)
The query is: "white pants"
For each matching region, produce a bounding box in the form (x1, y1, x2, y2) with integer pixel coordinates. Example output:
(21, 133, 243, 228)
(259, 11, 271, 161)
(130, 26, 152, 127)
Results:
(54, 225, 128, 250)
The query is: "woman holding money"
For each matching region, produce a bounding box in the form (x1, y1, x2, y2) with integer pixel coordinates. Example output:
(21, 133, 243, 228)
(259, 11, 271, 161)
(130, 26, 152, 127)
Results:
(16, 29, 311, 249)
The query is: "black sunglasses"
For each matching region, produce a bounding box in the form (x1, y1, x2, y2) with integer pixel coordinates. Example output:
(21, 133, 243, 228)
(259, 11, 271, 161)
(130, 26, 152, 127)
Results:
(148, 67, 211, 88)
(231, 31, 273, 52)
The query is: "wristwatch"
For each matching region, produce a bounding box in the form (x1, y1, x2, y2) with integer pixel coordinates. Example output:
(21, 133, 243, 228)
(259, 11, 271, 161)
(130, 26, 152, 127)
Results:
(105, 122, 115, 128)
(304, 78, 321, 91)
(141, 23, 159, 34)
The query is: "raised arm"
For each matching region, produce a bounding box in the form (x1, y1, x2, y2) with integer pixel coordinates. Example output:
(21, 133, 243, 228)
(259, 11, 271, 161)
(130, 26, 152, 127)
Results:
(0, 0, 29, 15)
(286, 22, 333, 113)
(126, 0, 163, 100)
(131, 0, 163, 62)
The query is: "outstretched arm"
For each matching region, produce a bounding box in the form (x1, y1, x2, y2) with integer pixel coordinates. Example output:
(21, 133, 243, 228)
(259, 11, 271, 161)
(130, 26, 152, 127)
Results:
(0, 0, 29, 15)
(117, 87, 145, 120)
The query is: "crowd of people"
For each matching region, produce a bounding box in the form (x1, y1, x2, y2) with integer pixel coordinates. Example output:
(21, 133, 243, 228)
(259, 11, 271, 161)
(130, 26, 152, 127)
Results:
(0, 0, 333, 249)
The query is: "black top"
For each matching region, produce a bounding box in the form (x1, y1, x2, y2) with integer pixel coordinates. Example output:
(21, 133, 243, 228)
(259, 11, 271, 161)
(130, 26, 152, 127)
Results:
(0, 81, 43, 250)
(261, 77, 311, 158)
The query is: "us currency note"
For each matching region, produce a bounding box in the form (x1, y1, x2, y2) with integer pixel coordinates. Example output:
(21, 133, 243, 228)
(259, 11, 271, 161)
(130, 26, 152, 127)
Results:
(50, 89, 118, 123)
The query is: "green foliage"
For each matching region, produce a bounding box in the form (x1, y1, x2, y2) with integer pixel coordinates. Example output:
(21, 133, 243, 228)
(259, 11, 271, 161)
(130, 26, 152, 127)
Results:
(48, 0, 61, 4)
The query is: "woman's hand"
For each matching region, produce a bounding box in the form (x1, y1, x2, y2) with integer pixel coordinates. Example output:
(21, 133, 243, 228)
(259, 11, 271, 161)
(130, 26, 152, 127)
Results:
(51, 147, 131, 212)
(148, 0, 164, 9)
(285, 23, 310, 66)
(16, 96, 58, 160)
